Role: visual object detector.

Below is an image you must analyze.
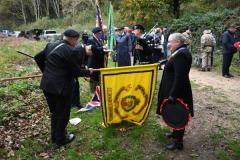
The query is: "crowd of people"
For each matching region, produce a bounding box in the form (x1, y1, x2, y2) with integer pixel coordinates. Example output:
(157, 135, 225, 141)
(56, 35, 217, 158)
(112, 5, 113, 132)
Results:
(35, 23, 239, 150)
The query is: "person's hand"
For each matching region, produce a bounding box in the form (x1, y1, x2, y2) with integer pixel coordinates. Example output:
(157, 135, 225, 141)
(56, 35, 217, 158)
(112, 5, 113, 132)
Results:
(103, 45, 108, 50)
(168, 96, 176, 104)
(88, 68, 94, 74)
(84, 77, 90, 81)
(135, 44, 143, 50)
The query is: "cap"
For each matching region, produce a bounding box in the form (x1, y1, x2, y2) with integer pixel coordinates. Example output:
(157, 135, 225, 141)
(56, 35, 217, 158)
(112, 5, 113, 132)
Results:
(115, 27, 124, 31)
(203, 30, 211, 34)
(63, 29, 80, 38)
(92, 27, 102, 34)
(133, 24, 145, 32)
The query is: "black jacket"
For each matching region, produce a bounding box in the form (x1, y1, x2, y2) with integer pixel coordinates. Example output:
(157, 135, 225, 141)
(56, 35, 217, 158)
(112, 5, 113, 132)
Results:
(222, 30, 237, 54)
(134, 37, 153, 63)
(35, 41, 90, 96)
(87, 36, 105, 82)
(156, 45, 194, 117)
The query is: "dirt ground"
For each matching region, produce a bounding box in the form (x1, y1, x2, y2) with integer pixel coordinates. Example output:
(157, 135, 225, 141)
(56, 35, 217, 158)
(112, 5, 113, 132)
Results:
(165, 68, 240, 160)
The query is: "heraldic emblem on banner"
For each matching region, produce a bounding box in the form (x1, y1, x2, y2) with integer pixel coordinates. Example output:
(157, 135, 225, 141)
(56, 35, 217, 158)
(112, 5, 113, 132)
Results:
(100, 64, 158, 126)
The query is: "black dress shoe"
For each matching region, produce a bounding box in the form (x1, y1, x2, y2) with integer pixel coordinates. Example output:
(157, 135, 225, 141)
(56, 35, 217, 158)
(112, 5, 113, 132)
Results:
(198, 68, 206, 72)
(57, 134, 75, 146)
(165, 141, 183, 150)
(223, 75, 230, 78)
(165, 132, 175, 139)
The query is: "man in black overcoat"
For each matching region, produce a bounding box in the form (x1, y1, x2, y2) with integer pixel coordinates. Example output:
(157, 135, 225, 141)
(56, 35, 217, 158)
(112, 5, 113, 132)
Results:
(222, 25, 237, 78)
(34, 29, 94, 146)
(156, 33, 193, 150)
(87, 27, 107, 92)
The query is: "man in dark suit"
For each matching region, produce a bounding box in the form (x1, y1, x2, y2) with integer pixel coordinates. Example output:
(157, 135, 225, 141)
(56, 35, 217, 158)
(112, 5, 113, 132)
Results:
(87, 27, 107, 92)
(34, 29, 94, 146)
(156, 33, 193, 151)
(222, 25, 237, 78)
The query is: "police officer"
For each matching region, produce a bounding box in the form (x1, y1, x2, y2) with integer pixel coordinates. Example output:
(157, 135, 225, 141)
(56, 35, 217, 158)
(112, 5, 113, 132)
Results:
(34, 29, 94, 146)
(87, 27, 107, 93)
(200, 30, 216, 71)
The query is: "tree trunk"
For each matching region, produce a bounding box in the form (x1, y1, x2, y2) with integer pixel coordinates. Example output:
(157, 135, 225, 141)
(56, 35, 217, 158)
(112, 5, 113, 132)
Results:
(52, 0, 60, 18)
(32, 0, 40, 21)
(46, 0, 50, 17)
(173, 0, 180, 19)
(20, 0, 27, 24)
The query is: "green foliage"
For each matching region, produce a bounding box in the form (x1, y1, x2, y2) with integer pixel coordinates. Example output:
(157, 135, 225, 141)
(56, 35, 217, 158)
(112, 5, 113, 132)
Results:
(19, 17, 64, 30)
(168, 7, 240, 55)
(119, 0, 168, 27)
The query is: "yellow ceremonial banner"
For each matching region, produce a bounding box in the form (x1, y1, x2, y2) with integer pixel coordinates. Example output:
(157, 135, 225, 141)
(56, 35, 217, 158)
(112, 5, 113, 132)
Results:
(100, 64, 158, 126)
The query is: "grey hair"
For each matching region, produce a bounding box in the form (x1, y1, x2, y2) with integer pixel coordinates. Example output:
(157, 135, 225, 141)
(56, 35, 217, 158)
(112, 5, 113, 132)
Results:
(168, 33, 186, 44)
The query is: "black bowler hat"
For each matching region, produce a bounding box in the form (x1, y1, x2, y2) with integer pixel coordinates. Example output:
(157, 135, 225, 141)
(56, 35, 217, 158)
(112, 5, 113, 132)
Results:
(160, 98, 192, 130)
(63, 29, 80, 38)
(92, 27, 102, 34)
(133, 24, 145, 32)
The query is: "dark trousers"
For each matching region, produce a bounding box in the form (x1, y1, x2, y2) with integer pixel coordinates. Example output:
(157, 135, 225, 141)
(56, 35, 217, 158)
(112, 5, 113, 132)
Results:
(172, 129, 185, 141)
(43, 91, 72, 145)
(211, 47, 214, 66)
(163, 43, 168, 58)
(222, 53, 234, 76)
(71, 79, 80, 107)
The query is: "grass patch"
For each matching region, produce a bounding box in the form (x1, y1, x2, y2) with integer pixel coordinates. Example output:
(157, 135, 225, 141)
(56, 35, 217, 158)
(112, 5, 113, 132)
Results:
(213, 53, 240, 76)
(217, 140, 240, 160)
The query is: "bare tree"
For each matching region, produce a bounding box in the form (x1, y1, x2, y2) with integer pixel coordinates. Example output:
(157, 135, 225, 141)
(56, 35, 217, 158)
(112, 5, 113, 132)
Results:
(52, 0, 61, 18)
(20, 0, 27, 24)
(32, 0, 41, 20)
(88, 0, 95, 6)
(173, 0, 180, 18)
(45, 0, 50, 16)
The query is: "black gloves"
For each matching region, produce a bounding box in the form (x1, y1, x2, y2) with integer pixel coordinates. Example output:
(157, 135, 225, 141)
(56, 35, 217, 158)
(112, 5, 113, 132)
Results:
(168, 96, 176, 104)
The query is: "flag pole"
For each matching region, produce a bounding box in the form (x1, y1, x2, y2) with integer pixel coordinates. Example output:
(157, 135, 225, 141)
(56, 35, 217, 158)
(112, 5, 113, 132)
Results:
(1, 74, 42, 82)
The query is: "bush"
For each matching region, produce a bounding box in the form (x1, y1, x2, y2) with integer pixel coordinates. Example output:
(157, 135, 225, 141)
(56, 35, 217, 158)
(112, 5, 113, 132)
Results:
(168, 8, 240, 54)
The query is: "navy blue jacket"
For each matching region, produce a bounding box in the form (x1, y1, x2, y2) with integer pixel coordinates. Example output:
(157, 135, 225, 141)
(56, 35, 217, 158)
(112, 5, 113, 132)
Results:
(116, 33, 132, 66)
(222, 30, 237, 54)
(87, 36, 105, 82)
